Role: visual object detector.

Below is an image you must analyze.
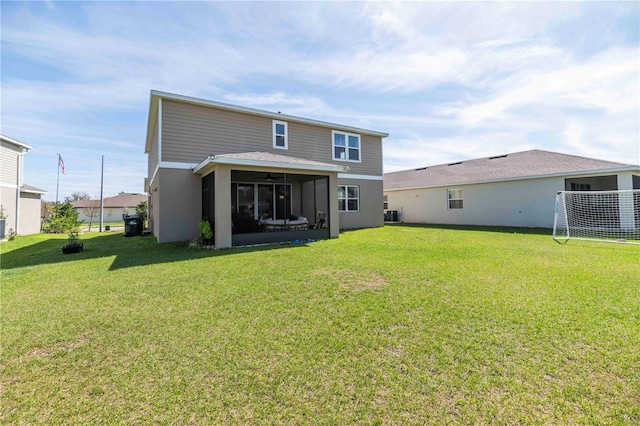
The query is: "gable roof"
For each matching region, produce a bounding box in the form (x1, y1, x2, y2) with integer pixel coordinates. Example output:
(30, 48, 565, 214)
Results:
(384, 150, 640, 191)
(145, 90, 389, 154)
(71, 193, 146, 209)
(193, 151, 348, 175)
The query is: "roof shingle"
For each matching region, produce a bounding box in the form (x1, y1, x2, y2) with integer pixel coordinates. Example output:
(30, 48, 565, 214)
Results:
(384, 150, 638, 190)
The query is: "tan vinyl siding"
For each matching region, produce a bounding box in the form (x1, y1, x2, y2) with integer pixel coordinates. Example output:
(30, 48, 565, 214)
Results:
(148, 118, 159, 180)
(1, 142, 20, 186)
(161, 100, 383, 176)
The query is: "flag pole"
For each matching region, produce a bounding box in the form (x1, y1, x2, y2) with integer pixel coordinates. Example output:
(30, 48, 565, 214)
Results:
(100, 155, 105, 232)
(56, 154, 61, 207)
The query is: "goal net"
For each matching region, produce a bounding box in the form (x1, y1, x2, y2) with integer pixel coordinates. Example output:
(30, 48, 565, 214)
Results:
(553, 190, 640, 244)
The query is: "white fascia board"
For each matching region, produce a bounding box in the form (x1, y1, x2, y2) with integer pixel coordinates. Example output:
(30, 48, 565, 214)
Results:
(144, 94, 159, 154)
(338, 173, 383, 181)
(21, 187, 47, 195)
(1, 135, 32, 150)
(193, 156, 348, 175)
(383, 166, 640, 192)
(150, 90, 389, 138)
(148, 161, 198, 188)
(159, 161, 198, 170)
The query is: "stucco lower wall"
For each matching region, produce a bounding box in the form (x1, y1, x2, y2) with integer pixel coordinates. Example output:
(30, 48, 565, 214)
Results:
(385, 177, 566, 228)
(19, 193, 41, 235)
(338, 178, 384, 230)
(0, 186, 18, 231)
(157, 168, 202, 243)
(76, 207, 136, 224)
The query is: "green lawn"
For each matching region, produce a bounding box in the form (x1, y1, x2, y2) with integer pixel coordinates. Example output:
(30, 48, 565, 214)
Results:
(2, 225, 639, 424)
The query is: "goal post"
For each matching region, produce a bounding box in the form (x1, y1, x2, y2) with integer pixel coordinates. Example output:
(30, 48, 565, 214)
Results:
(553, 190, 640, 245)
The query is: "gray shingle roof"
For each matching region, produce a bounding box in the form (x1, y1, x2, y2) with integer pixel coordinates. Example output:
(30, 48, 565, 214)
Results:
(21, 184, 47, 194)
(72, 193, 146, 208)
(384, 150, 639, 190)
(193, 151, 349, 174)
(214, 151, 340, 168)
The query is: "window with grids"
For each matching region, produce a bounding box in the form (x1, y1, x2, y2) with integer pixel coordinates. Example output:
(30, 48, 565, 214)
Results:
(448, 189, 463, 209)
(273, 120, 288, 149)
(338, 185, 359, 212)
(333, 131, 360, 162)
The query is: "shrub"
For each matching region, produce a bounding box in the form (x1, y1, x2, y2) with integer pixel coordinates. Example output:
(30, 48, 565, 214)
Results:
(42, 201, 82, 234)
(191, 220, 214, 248)
(135, 201, 148, 228)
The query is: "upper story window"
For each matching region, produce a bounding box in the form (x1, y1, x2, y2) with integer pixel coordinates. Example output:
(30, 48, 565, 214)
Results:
(273, 120, 288, 150)
(448, 189, 463, 209)
(333, 131, 360, 162)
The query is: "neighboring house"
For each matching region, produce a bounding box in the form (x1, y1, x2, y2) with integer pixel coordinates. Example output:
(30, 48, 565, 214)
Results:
(145, 90, 388, 247)
(384, 149, 640, 229)
(0, 135, 47, 235)
(72, 193, 146, 223)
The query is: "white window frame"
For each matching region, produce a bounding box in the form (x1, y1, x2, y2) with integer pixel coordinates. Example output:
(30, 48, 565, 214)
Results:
(332, 130, 361, 163)
(338, 185, 360, 212)
(448, 188, 463, 209)
(273, 120, 288, 150)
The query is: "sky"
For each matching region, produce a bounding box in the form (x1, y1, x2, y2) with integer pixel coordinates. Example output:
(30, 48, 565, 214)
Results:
(1, 1, 639, 202)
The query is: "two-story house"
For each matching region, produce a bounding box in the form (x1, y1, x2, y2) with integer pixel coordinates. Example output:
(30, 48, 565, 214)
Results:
(144, 91, 388, 247)
(0, 135, 47, 236)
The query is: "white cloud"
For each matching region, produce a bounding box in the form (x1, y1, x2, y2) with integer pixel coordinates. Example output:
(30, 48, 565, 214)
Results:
(220, 92, 332, 117)
(1, 0, 638, 201)
(457, 47, 639, 126)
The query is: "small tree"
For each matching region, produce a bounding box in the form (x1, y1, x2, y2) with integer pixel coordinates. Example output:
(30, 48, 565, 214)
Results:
(135, 200, 148, 229)
(66, 192, 92, 202)
(41, 201, 55, 220)
(42, 201, 82, 233)
(83, 200, 101, 231)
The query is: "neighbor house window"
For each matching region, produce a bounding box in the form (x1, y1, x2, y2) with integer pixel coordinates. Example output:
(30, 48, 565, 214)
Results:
(273, 120, 288, 149)
(338, 185, 359, 211)
(571, 183, 591, 191)
(333, 131, 360, 162)
(448, 189, 463, 209)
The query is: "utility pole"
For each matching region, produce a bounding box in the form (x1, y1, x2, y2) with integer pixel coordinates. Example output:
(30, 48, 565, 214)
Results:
(100, 155, 105, 232)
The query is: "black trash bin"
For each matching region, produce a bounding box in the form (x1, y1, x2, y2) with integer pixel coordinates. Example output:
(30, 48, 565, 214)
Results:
(385, 210, 398, 222)
(123, 214, 143, 237)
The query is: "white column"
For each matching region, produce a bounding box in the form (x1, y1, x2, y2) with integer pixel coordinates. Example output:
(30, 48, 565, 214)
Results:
(617, 173, 635, 231)
(328, 173, 340, 238)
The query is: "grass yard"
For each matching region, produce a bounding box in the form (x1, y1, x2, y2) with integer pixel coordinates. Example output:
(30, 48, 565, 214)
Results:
(1, 225, 639, 424)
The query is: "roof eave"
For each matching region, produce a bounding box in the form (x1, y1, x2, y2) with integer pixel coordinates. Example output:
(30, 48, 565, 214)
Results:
(149, 90, 389, 138)
(144, 94, 159, 154)
(384, 166, 640, 191)
(1, 135, 32, 150)
(193, 155, 349, 175)
(21, 187, 47, 195)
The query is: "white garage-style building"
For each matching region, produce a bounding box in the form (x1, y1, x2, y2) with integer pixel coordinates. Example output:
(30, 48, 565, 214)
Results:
(383, 150, 640, 229)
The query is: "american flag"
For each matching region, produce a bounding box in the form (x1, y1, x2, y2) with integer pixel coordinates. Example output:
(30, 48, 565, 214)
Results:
(58, 155, 66, 175)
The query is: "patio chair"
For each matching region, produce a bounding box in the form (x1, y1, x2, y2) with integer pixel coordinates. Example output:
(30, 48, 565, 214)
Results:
(314, 211, 326, 229)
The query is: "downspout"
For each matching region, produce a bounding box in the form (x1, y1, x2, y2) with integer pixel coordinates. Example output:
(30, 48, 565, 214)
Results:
(16, 148, 29, 234)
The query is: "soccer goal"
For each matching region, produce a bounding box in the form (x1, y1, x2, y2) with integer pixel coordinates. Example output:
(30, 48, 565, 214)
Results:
(553, 190, 640, 244)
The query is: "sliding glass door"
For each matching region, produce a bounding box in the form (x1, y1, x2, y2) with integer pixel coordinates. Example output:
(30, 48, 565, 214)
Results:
(233, 183, 291, 220)
(257, 184, 274, 219)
